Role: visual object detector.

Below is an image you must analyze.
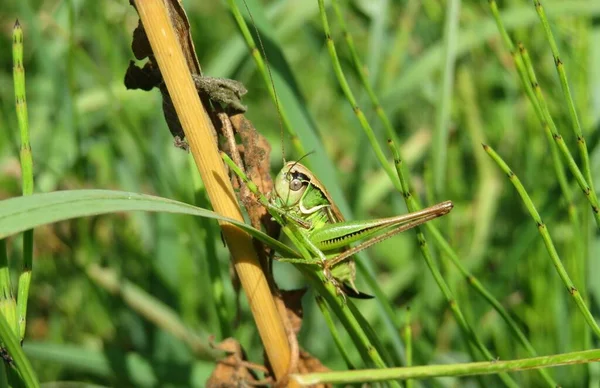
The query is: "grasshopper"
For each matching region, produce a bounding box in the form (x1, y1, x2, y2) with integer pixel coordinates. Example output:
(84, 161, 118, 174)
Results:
(223, 153, 453, 299)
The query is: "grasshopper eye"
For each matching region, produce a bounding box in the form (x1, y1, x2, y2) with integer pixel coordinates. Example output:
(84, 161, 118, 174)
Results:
(289, 178, 303, 191)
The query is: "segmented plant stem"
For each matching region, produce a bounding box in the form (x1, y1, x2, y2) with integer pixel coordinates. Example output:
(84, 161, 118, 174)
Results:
(317, 0, 401, 193)
(293, 348, 600, 385)
(518, 43, 600, 227)
(483, 144, 600, 339)
(226, 0, 307, 160)
(330, 0, 403, 155)
(388, 141, 518, 387)
(532, 0, 596, 200)
(13, 20, 32, 342)
(487, 0, 598, 229)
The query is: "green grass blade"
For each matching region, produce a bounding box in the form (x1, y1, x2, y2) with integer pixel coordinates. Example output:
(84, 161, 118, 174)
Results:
(84, 262, 219, 360)
(23, 342, 158, 385)
(0, 190, 298, 259)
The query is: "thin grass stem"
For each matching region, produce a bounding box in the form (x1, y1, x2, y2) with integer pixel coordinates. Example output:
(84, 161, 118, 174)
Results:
(330, 0, 403, 155)
(317, 0, 401, 192)
(315, 296, 355, 370)
(293, 348, 600, 385)
(487, 1, 599, 229)
(518, 43, 600, 227)
(0, 309, 38, 387)
(226, 0, 307, 160)
(0, 241, 16, 342)
(388, 141, 518, 387)
(403, 307, 413, 388)
(531, 0, 596, 200)
(12, 20, 31, 342)
(483, 144, 600, 339)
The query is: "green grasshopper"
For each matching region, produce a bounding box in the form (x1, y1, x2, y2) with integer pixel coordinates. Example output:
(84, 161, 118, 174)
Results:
(223, 154, 453, 299)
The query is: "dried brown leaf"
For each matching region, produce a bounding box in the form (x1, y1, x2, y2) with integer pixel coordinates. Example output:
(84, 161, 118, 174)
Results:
(207, 338, 270, 388)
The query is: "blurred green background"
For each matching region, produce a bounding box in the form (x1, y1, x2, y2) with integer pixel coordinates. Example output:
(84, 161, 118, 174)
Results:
(1, 0, 600, 386)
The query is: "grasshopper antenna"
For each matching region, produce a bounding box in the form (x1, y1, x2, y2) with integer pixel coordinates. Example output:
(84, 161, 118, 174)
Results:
(239, 0, 287, 165)
(289, 151, 316, 173)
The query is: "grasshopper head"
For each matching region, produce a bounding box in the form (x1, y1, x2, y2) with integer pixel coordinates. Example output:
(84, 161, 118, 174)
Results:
(274, 161, 309, 207)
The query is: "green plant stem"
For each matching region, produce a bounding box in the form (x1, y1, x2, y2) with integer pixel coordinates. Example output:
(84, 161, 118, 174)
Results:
(403, 307, 413, 388)
(483, 144, 600, 339)
(310, 277, 396, 378)
(226, 0, 307, 160)
(322, 3, 552, 382)
(485, 9, 584, 359)
(0, 305, 38, 388)
(315, 296, 355, 370)
(0, 242, 16, 343)
(294, 244, 395, 373)
(531, 0, 595, 200)
(12, 20, 32, 342)
(330, 0, 402, 155)
(486, 1, 599, 230)
(388, 141, 518, 387)
(227, 0, 413, 356)
(426, 222, 556, 384)
(293, 348, 600, 385)
(518, 43, 600, 227)
(317, 0, 401, 192)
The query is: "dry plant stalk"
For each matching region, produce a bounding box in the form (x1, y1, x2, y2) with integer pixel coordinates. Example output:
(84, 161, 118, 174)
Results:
(131, 0, 291, 382)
